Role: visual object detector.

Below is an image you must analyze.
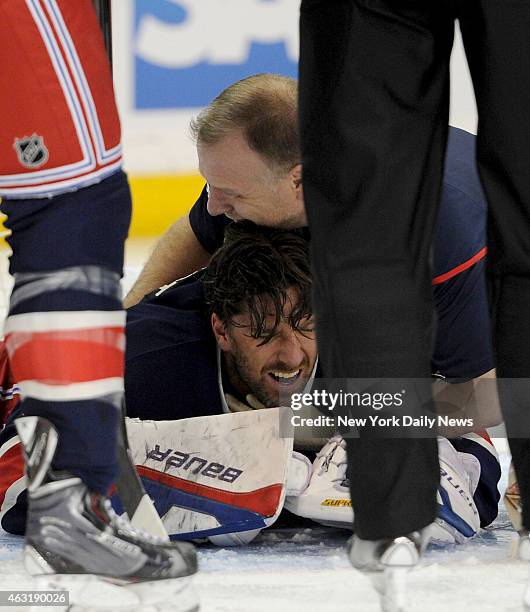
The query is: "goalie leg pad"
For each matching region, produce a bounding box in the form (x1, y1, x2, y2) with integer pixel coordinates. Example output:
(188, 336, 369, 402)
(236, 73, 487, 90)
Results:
(433, 437, 481, 544)
(449, 432, 501, 528)
(126, 408, 294, 545)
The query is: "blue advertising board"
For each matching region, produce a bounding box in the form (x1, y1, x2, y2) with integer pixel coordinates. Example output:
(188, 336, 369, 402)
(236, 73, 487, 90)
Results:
(134, 0, 299, 109)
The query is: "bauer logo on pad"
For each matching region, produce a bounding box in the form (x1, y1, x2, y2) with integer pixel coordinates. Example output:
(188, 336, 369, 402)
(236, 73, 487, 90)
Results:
(145, 443, 243, 483)
(125, 409, 293, 541)
(13, 134, 49, 168)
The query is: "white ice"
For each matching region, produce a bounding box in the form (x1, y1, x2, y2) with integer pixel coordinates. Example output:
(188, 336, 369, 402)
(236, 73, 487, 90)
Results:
(0, 446, 526, 612)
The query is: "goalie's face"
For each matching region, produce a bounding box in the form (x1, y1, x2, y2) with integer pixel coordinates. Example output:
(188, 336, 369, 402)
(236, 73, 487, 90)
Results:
(212, 293, 317, 407)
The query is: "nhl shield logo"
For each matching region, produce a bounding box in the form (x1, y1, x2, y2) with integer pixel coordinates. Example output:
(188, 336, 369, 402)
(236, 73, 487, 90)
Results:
(13, 134, 49, 168)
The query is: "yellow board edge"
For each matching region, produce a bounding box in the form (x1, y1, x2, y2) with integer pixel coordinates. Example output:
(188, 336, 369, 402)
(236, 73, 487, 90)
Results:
(129, 173, 204, 237)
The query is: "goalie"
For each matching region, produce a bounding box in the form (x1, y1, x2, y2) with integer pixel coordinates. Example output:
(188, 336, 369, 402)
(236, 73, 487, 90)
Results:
(1, 223, 500, 546)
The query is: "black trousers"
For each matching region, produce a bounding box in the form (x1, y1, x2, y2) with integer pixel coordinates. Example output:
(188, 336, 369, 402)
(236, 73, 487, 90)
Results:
(299, 0, 530, 538)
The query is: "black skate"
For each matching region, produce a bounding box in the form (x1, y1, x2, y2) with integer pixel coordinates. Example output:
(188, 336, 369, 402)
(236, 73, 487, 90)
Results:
(16, 416, 198, 611)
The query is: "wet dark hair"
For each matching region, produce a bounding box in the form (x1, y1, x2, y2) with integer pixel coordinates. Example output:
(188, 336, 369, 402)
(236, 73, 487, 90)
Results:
(202, 222, 312, 345)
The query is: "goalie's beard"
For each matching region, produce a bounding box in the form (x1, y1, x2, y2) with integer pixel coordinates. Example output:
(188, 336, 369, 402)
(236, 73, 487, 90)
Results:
(224, 343, 310, 408)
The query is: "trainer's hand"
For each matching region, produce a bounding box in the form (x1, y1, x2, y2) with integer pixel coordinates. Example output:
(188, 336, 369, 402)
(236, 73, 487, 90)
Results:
(225, 393, 266, 412)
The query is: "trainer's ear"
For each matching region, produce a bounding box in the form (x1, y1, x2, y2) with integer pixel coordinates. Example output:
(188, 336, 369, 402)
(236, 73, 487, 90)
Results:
(211, 313, 231, 351)
(291, 163, 303, 199)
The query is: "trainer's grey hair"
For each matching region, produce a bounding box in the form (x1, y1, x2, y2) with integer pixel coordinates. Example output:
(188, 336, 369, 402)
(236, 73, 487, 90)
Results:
(189, 74, 299, 173)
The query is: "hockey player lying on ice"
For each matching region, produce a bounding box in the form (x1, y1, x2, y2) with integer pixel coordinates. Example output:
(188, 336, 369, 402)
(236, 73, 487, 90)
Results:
(1, 223, 501, 546)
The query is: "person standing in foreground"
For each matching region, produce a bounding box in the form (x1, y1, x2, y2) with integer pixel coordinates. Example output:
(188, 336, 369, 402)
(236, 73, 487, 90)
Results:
(298, 0, 530, 598)
(0, 1, 196, 608)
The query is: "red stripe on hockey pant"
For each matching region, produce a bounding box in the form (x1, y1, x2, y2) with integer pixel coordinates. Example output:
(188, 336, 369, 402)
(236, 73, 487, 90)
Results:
(137, 465, 283, 518)
(0, 443, 25, 509)
(6, 327, 124, 384)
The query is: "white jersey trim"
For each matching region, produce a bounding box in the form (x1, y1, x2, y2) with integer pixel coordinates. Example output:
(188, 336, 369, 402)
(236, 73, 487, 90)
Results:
(0, 161, 122, 198)
(4, 310, 125, 334)
(18, 378, 124, 401)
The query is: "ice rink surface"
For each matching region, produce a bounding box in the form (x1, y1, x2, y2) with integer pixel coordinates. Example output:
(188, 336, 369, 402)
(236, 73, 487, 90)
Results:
(0, 440, 525, 611)
(0, 243, 526, 611)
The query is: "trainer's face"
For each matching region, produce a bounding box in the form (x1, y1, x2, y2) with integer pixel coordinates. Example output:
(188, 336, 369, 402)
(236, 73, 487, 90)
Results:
(212, 291, 317, 407)
(197, 130, 306, 229)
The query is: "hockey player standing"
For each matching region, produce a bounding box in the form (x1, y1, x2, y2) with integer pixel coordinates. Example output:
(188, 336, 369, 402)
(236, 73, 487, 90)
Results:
(0, 1, 196, 609)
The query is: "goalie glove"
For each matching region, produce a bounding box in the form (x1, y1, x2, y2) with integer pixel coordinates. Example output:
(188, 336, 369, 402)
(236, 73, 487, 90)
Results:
(285, 436, 353, 528)
(286, 434, 487, 540)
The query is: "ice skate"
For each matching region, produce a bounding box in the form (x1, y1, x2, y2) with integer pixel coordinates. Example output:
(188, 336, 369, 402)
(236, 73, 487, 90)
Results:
(349, 530, 427, 612)
(16, 416, 199, 612)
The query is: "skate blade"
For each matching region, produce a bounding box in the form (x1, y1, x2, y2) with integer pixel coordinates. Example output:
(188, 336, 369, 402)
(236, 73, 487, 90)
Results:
(366, 567, 410, 612)
(524, 578, 530, 611)
(380, 566, 410, 612)
(33, 573, 198, 612)
(523, 555, 530, 611)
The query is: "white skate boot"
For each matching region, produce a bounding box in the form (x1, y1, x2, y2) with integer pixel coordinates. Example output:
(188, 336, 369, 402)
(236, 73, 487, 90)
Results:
(349, 530, 429, 612)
